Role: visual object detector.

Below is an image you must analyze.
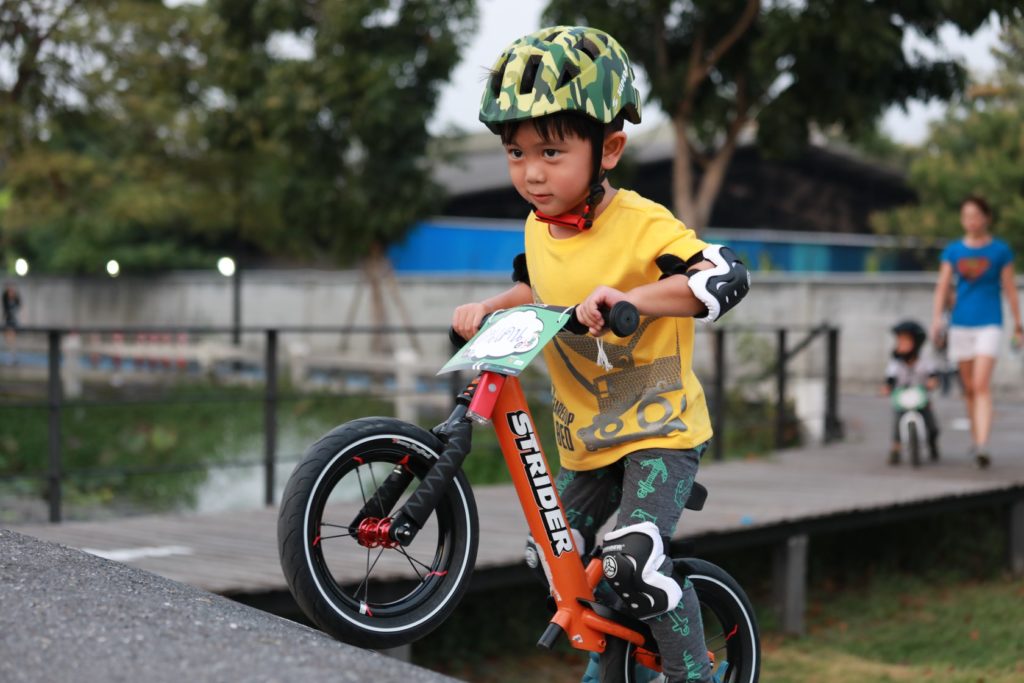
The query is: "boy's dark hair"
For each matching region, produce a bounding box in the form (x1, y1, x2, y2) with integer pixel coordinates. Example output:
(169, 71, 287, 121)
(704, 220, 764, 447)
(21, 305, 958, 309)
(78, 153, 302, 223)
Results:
(960, 194, 992, 218)
(496, 111, 625, 147)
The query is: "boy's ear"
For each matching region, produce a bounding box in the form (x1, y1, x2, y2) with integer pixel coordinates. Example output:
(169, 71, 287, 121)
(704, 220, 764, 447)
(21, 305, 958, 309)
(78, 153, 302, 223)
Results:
(600, 131, 628, 171)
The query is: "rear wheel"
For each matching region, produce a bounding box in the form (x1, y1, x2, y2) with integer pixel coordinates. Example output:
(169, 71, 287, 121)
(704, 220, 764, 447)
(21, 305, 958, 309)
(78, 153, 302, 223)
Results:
(277, 417, 478, 649)
(599, 559, 759, 682)
(686, 558, 760, 683)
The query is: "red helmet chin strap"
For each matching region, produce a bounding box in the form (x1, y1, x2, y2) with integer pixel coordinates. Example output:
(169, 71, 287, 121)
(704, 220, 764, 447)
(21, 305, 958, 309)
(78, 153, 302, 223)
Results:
(532, 179, 606, 232)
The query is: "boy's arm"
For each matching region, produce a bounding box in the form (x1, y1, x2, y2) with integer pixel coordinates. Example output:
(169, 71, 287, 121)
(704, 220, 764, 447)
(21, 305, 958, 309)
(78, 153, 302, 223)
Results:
(452, 282, 533, 339)
(576, 263, 711, 334)
(577, 243, 750, 335)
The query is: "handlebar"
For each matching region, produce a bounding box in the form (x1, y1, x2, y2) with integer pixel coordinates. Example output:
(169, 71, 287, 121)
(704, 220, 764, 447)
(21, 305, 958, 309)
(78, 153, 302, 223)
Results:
(449, 301, 640, 348)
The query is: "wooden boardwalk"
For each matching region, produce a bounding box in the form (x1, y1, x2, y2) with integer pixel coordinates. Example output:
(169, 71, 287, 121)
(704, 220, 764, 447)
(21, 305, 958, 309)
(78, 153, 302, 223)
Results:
(8, 392, 1024, 598)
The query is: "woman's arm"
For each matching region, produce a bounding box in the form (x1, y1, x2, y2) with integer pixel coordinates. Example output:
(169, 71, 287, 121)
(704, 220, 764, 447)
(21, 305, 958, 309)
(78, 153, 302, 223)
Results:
(1000, 262, 1023, 343)
(930, 261, 954, 343)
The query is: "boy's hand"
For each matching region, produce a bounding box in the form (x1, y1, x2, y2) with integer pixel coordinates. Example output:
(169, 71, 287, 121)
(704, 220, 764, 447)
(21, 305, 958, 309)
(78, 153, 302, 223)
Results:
(452, 302, 490, 341)
(880, 385, 892, 397)
(578, 286, 628, 336)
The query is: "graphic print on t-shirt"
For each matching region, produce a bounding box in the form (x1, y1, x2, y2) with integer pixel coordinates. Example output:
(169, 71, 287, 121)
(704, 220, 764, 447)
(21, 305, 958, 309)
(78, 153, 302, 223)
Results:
(957, 256, 990, 281)
(550, 321, 690, 452)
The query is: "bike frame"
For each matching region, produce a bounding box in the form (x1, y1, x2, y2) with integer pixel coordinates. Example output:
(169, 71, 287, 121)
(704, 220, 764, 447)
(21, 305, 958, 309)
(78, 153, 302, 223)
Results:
(466, 368, 655, 663)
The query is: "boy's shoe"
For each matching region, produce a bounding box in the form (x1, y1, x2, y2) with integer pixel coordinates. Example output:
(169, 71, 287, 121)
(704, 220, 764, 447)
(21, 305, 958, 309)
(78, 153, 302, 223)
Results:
(975, 451, 991, 469)
(928, 440, 940, 462)
(888, 449, 900, 466)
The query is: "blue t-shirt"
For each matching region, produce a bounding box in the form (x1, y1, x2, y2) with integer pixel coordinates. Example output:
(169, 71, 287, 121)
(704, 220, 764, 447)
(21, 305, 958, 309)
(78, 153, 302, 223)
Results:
(941, 238, 1014, 327)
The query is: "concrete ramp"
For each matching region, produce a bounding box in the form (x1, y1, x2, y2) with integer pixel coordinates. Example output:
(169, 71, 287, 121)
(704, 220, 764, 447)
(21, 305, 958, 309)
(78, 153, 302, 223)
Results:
(0, 529, 460, 683)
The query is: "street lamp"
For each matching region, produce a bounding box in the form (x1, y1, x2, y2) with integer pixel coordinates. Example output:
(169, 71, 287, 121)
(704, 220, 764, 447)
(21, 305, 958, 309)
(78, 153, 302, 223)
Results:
(14, 258, 28, 276)
(218, 256, 240, 346)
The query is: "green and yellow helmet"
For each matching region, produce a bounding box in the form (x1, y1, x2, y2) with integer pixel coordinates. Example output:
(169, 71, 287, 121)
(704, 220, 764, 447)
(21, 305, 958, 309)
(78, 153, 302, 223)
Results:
(479, 25, 642, 132)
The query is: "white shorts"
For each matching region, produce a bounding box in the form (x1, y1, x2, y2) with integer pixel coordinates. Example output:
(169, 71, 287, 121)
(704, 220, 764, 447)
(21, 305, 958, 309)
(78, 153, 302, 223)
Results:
(948, 325, 1002, 362)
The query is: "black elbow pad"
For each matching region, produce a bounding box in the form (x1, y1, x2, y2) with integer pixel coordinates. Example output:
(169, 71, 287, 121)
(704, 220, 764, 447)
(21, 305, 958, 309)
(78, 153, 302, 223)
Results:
(683, 246, 750, 322)
(512, 252, 531, 286)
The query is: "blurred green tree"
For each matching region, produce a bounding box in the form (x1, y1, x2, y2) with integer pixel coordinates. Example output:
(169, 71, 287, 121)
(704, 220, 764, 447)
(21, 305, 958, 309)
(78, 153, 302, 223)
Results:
(1, 1, 223, 272)
(542, 0, 1023, 232)
(0, 0, 477, 273)
(872, 19, 1024, 259)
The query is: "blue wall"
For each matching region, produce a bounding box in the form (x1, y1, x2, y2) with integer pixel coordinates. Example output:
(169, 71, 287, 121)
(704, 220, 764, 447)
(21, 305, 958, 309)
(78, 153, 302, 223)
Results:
(388, 218, 931, 275)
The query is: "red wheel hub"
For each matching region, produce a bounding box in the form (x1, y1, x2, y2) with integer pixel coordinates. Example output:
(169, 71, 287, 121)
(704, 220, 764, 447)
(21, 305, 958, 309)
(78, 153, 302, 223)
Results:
(356, 517, 399, 548)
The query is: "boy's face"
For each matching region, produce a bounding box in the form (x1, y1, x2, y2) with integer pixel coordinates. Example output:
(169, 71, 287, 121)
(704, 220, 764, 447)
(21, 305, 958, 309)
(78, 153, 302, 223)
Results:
(894, 332, 916, 354)
(504, 122, 593, 216)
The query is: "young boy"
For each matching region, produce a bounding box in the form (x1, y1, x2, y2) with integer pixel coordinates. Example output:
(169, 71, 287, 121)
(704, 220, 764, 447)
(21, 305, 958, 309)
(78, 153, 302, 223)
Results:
(452, 26, 749, 683)
(883, 320, 940, 464)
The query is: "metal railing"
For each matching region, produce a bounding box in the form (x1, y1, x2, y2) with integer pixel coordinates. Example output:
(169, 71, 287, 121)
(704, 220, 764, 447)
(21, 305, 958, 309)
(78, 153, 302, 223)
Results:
(0, 323, 842, 522)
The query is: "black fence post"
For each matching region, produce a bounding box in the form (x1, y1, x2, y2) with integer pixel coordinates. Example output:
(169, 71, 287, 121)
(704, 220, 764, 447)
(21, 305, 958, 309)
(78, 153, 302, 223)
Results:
(824, 326, 843, 443)
(775, 328, 787, 451)
(264, 329, 278, 507)
(47, 330, 63, 523)
(232, 268, 242, 346)
(713, 328, 726, 461)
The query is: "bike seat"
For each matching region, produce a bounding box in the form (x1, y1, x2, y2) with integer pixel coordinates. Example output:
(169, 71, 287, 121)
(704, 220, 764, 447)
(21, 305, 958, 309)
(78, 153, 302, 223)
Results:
(684, 482, 707, 511)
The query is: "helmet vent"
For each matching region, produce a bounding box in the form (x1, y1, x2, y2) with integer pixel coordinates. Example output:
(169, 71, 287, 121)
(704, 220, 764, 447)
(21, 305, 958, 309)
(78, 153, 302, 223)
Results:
(556, 62, 580, 89)
(576, 37, 601, 61)
(543, 30, 562, 42)
(490, 54, 511, 98)
(519, 54, 542, 94)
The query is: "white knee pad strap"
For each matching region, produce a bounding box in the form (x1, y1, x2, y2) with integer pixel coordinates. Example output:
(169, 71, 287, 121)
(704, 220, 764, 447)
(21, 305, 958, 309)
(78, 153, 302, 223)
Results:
(601, 521, 682, 619)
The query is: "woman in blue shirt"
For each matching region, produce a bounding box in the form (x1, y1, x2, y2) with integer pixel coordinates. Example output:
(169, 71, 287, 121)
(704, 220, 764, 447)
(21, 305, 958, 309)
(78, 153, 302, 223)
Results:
(930, 196, 1023, 468)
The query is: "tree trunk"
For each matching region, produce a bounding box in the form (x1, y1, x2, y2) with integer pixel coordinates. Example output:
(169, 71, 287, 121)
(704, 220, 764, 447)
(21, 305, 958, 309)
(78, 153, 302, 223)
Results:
(694, 137, 740, 231)
(671, 115, 700, 231)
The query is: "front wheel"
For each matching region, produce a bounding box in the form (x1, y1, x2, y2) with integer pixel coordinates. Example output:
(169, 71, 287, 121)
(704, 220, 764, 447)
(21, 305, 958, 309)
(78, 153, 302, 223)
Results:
(277, 417, 478, 649)
(907, 419, 921, 467)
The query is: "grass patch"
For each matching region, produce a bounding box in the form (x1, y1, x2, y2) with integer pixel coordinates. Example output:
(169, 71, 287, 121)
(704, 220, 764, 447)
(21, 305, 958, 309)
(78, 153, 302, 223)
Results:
(764, 573, 1024, 682)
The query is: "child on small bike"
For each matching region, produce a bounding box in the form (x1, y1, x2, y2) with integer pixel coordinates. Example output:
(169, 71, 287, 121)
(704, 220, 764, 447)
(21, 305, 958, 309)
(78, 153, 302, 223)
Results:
(451, 25, 749, 683)
(882, 320, 940, 464)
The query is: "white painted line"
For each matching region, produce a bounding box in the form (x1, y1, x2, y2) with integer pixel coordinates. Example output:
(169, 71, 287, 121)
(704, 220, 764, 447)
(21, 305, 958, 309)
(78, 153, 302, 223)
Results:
(80, 545, 194, 562)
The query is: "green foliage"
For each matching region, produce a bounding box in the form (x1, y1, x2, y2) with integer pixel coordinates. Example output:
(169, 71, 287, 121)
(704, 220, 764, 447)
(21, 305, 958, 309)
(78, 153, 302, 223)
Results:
(872, 20, 1024, 258)
(0, 0, 478, 273)
(541, 0, 1022, 228)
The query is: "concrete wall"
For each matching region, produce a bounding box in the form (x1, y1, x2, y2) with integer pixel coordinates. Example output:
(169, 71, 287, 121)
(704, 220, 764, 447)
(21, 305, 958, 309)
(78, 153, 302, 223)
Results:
(8, 270, 1024, 393)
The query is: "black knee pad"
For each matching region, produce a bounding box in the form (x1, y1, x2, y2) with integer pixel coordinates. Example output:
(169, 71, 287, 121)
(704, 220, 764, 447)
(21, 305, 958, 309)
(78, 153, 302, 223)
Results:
(601, 521, 681, 619)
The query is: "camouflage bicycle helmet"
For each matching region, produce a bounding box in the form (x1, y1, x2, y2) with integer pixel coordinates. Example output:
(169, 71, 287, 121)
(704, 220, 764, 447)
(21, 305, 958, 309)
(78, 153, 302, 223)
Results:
(479, 25, 642, 131)
(480, 26, 642, 230)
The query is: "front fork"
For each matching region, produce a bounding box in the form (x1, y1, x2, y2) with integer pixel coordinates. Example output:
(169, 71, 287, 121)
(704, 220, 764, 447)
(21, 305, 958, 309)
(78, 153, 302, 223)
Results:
(348, 378, 479, 546)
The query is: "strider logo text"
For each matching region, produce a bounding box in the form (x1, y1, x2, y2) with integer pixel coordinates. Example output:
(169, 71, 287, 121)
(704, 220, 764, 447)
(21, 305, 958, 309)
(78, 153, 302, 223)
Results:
(508, 411, 574, 557)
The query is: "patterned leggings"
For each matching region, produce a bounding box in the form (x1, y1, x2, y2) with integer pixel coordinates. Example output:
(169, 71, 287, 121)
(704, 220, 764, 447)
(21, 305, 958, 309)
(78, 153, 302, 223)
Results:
(555, 444, 713, 683)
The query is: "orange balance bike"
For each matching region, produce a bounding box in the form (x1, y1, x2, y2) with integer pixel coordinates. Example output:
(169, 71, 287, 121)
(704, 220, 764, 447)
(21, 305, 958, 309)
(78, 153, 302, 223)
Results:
(278, 302, 759, 682)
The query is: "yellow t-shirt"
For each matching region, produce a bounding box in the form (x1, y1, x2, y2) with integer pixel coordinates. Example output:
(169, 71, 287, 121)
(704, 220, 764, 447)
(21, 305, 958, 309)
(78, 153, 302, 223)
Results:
(525, 189, 713, 471)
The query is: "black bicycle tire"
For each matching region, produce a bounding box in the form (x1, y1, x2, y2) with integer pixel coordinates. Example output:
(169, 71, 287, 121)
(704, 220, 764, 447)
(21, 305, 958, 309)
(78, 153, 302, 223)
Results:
(277, 417, 478, 649)
(600, 637, 638, 683)
(599, 558, 759, 682)
(685, 558, 760, 683)
(908, 419, 921, 467)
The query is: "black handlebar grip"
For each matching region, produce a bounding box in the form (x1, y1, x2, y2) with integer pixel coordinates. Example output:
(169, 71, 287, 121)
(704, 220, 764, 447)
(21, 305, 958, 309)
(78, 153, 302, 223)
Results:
(606, 301, 639, 337)
(450, 303, 639, 346)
